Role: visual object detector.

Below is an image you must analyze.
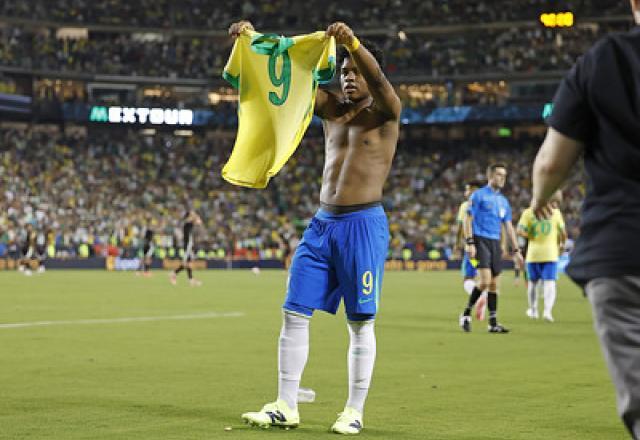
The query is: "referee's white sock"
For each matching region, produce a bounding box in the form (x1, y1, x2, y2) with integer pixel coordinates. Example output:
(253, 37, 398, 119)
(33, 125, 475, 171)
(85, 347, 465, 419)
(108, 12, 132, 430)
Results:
(543, 280, 557, 316)
(346, 320, 376, 415)
(278, 311, 310, 410)
(463, 279, 476, 295)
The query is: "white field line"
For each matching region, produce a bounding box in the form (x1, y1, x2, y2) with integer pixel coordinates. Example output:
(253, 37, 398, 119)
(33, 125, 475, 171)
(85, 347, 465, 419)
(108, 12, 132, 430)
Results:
(0, 311, 245, 329)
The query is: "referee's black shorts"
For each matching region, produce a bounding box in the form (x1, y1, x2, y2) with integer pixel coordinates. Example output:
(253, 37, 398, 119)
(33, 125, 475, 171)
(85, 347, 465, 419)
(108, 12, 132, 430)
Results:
(474, 235, 502, 276)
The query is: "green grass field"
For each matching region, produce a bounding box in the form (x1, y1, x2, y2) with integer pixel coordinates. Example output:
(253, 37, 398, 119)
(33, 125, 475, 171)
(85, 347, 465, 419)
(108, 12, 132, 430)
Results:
(0, 270, 627, 439)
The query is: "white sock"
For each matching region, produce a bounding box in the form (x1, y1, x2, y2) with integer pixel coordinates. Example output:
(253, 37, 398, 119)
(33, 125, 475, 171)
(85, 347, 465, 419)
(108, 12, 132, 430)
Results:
(527, 281, 538, 311)
(346, 320, 376, 415)
(463, 279, 476, 295)
(543, 280, 557, 316)
(278, 312, 310, 410)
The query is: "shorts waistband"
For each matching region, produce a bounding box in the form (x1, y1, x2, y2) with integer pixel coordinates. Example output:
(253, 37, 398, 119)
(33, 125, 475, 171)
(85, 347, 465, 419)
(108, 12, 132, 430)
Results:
(320, 201, 382, 215)
(316, 202, 385, 221)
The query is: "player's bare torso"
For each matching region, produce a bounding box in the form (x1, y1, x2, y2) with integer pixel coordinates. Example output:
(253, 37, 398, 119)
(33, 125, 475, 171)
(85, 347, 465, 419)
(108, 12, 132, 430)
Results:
(318, 95, 398, 206)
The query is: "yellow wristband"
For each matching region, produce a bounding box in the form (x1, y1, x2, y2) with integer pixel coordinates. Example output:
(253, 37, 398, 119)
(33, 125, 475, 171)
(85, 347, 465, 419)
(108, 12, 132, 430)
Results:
(346, 36, 360, 53)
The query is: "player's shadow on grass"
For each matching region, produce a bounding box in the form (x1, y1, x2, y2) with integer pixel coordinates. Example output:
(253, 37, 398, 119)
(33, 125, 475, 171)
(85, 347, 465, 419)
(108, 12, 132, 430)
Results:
(229, 425, 400, 437)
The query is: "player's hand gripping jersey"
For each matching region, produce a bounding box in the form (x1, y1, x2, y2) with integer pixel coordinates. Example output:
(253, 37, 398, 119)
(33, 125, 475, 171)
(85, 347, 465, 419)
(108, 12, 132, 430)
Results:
(223, 30, 336, 188)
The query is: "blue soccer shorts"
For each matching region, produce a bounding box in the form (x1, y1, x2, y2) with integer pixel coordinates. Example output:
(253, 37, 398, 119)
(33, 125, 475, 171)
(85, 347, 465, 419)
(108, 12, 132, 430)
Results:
(284, 206, 389, 321)
(461, 253, 478, 279)
(526, 262, 558, 281)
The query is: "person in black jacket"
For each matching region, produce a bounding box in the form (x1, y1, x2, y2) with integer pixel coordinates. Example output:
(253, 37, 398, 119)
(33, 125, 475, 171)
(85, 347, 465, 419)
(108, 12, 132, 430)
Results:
(531, 2, 640, 437)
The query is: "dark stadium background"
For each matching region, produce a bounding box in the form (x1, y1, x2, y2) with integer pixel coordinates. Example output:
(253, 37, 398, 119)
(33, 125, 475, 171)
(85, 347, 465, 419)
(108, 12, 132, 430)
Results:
(0, 1, 629, 267)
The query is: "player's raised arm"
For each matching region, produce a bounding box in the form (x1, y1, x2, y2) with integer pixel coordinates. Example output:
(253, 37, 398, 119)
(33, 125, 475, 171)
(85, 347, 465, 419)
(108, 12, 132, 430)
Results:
(326, 22, 401, 120)
(314, 87, 336, 119)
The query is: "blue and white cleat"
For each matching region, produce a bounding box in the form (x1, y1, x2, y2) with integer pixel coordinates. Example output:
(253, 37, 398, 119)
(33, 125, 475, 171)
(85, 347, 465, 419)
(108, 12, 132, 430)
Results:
(331, 407, 363, 435)
(241, 399, 299, 429)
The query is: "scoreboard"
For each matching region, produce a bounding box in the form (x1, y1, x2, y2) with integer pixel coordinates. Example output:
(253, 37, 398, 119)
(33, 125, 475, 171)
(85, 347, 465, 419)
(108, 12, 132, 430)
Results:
(539, 12, 574, 28)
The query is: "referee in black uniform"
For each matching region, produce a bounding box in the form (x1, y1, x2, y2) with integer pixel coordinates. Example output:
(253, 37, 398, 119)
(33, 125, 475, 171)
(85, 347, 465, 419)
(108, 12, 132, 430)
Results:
(532, 3, 640, 437)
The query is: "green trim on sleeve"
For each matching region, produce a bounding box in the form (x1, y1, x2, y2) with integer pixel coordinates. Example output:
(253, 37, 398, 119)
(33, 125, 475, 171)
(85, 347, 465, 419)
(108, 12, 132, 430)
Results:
(313, 55, 336, 84)
(222, 71, 240, 89)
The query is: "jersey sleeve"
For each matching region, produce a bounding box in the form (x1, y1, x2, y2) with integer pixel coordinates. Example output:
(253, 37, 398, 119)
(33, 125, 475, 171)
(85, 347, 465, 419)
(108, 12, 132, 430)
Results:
(222, 38, 242, 89)
(517, 210, 531, 235)
(546, 48, 595, 142)
(456, 202, 466, 224)
(556, 211, 566, 232)
(314, 35, 336, 84)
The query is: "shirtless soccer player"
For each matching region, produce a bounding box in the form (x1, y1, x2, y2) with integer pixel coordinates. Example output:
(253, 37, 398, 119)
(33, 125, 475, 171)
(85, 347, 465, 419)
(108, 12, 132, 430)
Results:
(232, 21, 401, 435)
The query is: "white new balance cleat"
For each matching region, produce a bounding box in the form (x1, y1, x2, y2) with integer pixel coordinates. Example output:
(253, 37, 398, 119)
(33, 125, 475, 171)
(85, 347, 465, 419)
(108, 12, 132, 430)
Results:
(543, 312, 554, 322)
(189, 278, 202, 287)
(331, 407, 363, 435)
(241, 399, 300, 429)
(526, 308, 539, 319)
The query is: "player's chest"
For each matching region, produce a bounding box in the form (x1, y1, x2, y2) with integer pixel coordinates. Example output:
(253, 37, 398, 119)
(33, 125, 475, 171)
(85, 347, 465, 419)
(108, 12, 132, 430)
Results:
(324, 122, 382, 151)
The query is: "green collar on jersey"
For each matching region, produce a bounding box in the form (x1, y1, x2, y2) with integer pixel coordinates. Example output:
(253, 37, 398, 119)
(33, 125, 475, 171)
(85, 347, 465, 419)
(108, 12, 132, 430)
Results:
(250, 33, 294, 56)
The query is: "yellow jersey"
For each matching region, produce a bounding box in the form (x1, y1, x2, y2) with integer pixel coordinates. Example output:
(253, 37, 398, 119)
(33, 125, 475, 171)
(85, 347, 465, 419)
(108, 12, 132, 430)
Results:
(456, 201, 469, 224)
(222, 30, 336, 188)
(517, 207, 565, 262)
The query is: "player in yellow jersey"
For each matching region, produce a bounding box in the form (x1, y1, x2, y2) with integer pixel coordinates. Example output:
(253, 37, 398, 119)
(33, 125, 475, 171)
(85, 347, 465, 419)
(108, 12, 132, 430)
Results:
(222, 26, 335, 188)
(231, 20, 401, 435)
(517, 191, 567, 322)
(455, 180, 486, 320)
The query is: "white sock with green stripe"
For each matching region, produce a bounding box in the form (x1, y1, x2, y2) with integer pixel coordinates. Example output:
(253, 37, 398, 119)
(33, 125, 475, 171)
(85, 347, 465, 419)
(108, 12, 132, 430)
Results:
(346, 320, 376, 415)
(278, 312, 309, 410)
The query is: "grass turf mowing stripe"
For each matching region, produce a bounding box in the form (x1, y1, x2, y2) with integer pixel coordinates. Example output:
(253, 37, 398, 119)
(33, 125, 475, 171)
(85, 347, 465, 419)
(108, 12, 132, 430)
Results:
(0, 311, 244, 329)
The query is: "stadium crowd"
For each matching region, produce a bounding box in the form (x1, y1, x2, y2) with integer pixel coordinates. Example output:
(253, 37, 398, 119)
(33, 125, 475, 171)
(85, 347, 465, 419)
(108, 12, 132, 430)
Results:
(0, 127, 583, 261)
(0, 0, 628, 29)
(0, 22, 631, 80)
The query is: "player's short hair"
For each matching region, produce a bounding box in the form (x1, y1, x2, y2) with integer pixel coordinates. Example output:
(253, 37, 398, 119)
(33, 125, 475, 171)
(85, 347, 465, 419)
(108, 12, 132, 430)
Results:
(487, 163, 507, 174)
(338, 38, 386, 71)
(465, 180, 483, 189)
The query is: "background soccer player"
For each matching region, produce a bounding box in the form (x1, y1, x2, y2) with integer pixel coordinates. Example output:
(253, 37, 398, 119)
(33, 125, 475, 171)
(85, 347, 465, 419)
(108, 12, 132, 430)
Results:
(232, 20, 401, 435)
(18, 223, 38, 276)
(169, 210, 202, 287)
(137, 219, 155, 277)
(455, 180, 486, 320)
(459, 164, 524, 333)
(517, 190, 566, 321)
(34, 227, 47, 274)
